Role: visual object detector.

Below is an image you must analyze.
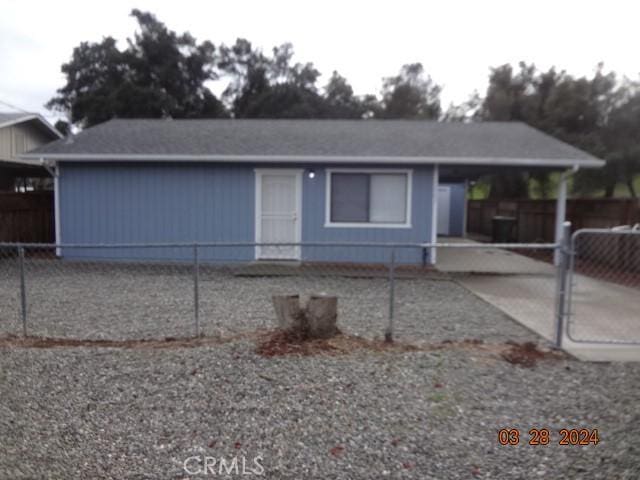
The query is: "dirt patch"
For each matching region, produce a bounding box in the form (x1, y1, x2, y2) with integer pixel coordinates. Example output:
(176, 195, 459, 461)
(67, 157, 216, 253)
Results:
(0, 333, 256, 350)
(254, 333, 567, 365)
(439, 338, 484, 347)
(500, 341, 565, 367)
(255, 329, 419, 357)
(0, 333, 567, 366)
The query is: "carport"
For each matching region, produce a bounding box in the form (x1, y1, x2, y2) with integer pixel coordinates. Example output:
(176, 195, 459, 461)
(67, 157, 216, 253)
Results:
(438, 164, 581, 266)
(0, 159, 51, 191)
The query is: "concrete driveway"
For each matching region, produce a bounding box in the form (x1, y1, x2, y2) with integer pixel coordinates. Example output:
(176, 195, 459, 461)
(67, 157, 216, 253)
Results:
(436, 238, 640, 361)
(436, 238, 555, 275)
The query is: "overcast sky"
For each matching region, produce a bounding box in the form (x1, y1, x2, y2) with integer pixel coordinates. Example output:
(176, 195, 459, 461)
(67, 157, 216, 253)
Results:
(1, 0, 638, 122)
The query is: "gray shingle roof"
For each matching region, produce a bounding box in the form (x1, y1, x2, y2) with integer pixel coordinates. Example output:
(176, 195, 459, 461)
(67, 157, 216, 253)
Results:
(24, 119, 602, 167)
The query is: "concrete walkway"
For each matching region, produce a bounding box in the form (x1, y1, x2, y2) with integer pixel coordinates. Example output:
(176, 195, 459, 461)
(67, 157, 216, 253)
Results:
(436, 237, 555, 275)
(436, 238, 640, 361)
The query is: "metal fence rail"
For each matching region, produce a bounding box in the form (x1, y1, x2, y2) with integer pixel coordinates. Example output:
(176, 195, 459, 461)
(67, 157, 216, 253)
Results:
(0, 240, 570, 346)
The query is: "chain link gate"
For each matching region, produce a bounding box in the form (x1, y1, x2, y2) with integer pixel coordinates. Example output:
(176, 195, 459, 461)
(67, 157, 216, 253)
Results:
(566, 226, 640, 345)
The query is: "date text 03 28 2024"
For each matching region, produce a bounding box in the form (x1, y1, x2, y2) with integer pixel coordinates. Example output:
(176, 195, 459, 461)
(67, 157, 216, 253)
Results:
(498, 428, 600, 446)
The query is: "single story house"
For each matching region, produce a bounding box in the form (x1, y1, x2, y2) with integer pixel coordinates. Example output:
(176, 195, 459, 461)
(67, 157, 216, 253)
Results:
(22, 119, 603, 264)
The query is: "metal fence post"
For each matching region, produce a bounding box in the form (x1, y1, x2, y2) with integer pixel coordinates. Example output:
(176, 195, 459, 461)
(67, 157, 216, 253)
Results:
(555, 221, 571, 348)
(18, 245, 27, 337)
(385, 247, 396, 343)
(193, 243, 200, 338)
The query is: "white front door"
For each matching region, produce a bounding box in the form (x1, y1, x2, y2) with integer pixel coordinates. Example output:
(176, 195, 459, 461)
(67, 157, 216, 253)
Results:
(255, 169, 302, 260)
(437, 185, 451, 236)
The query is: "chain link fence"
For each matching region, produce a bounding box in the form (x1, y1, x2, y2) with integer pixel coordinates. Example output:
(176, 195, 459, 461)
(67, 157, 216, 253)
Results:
(567, 227, 640, 344)
(3, 231, 639, 348)
(1, 241, 568, 348)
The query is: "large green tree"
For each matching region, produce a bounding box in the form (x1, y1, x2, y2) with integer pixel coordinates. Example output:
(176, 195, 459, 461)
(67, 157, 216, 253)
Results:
(47, 10, 227, 127)
(218, 40, 331, 118)
(596, 85, 640, 197)
(477, 63, 551, 198)
(442, 92, 482, 122)
(47, 10, 439, 124)
(323, 71, 367, 119)
(469, 62, 639, 198)
(380, 63, 441, 119)
(218, 40, 369, 119)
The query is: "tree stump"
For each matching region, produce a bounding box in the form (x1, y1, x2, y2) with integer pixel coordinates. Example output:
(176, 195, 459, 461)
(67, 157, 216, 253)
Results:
(272, 294, 338, 339)
(271, 295, 305, 331)
(306, 295, 338, 338)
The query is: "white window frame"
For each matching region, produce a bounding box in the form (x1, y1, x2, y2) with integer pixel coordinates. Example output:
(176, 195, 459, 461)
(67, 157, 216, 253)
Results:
(324, 168, 413, 228)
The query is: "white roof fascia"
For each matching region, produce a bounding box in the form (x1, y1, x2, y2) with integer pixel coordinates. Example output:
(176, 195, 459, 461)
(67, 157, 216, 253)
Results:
(18, 153, 605, 168)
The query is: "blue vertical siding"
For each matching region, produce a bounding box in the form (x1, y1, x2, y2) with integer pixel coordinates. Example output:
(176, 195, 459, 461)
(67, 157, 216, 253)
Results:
(59, 162, 434, 264)
(59, 162, 255, 261)
(441, 182, 466, 237)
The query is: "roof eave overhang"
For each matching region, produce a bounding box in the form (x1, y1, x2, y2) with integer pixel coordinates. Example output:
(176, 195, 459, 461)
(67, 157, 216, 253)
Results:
(19, 153, 605, 168)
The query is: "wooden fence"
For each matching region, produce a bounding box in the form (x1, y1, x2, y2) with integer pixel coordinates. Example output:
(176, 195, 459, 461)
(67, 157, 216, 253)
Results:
(0, 192, 54, 243)
(467, 198, 640, 242)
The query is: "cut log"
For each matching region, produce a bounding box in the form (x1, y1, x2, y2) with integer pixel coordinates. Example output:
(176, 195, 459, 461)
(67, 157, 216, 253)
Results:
(272, 295, 304, 331)
(306, 295, 338, 338)
(271, 294, 339, 339)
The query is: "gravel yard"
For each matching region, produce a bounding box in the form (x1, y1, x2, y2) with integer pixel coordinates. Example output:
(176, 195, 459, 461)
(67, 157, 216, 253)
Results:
(2, 259, 637, 478)
(1, 339, 639, 479)
(0, 259, 542, 344)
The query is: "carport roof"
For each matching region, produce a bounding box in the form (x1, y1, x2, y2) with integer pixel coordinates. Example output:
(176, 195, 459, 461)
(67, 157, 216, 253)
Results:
(22, 119, 604, 168)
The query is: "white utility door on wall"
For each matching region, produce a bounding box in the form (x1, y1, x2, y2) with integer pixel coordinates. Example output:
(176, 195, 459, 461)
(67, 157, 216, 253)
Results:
(255, 170, 302, 260)
(437, 185, 451, 236)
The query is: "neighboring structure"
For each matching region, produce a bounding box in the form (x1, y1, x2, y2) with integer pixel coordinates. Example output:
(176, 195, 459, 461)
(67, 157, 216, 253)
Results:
(0, 112, 62, 190)
(22, 119, 604, 264)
